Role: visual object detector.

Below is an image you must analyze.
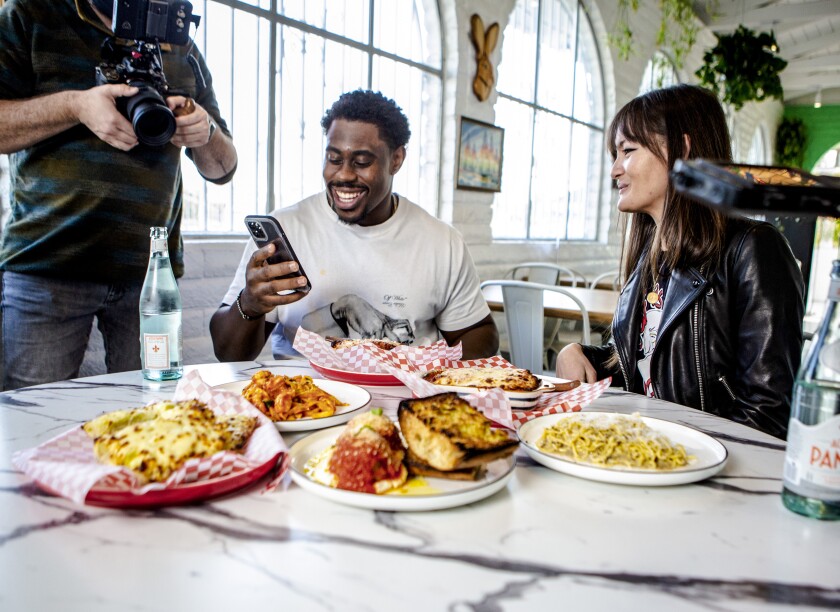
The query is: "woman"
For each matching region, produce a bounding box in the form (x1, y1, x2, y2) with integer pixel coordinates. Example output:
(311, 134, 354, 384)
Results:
(556, 85, 804, 438)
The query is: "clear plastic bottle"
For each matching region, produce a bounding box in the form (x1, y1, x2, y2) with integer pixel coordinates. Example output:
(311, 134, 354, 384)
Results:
(139, 226, 183, 381)
(782, 259, 840, 519)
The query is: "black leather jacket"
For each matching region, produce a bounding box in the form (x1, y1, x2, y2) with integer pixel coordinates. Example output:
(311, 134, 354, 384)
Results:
(582, 218, 804, 439)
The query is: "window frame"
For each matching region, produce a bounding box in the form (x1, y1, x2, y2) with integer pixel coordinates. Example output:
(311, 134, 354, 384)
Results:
(184, 0, 444, 236)
(492, 0, 607, 243)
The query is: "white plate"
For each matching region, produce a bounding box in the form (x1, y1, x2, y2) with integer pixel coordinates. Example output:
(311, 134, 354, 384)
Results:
(214, 376, 371, 433)
(428, 378, 554, 409)
(289, 426, 516, 511)
(517, 412, 728, 486)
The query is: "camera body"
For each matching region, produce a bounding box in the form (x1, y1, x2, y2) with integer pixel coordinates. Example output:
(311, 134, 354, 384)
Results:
(94, 0, 201, 146)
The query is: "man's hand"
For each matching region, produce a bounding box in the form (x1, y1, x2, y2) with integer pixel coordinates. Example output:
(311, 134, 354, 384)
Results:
(237, 242, 309, 317)
(74, 84, 139, 150)
(167, 96, 214, 149)
(210, 241, 307, 361)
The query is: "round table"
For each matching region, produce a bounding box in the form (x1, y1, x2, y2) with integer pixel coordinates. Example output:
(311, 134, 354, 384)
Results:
(1, 360, 838, 610)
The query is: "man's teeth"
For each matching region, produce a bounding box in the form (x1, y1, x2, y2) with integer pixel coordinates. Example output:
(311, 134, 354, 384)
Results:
(335, 190, 362, 203)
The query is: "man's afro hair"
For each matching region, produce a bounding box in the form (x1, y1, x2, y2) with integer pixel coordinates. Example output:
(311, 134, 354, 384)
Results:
(321, 90, 411, 151)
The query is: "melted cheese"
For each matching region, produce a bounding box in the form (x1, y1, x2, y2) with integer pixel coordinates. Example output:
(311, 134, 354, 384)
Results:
(424, 367, 541, 392)
(83, 400, 257, 483)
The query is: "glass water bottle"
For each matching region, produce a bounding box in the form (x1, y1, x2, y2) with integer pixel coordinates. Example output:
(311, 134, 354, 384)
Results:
(139, 226, 183, 381)
(782, 260, 840, 519)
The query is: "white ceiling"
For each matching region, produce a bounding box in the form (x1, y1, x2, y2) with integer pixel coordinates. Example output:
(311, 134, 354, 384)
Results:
(693, 0, 840, 105)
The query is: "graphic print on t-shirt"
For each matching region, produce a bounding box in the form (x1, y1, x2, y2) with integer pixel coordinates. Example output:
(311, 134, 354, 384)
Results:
(638, 283, 665, 397)
(299, 294, 415, 343)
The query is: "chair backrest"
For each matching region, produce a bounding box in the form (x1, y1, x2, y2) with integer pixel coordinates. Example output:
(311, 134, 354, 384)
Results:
(506, 262, 587, 288)
(589, 269, 620, 290)
(481, 279, 591, 373)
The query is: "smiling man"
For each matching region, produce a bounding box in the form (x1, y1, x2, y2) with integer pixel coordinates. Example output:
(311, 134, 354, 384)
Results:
(210, 90, 499, 361)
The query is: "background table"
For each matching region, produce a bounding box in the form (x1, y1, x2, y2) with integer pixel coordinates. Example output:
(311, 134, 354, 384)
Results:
(1, 360, 838, 611)
(482, 284, 619, 327)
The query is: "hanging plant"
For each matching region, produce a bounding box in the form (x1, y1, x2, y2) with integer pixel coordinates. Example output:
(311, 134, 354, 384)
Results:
(695, 25, 787, 110)
(775, 116, 807, 169)
(608, 0, 701, 69)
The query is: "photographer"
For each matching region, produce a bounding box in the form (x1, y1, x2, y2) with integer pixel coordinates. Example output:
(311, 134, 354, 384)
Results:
(0, 0, 237, 390)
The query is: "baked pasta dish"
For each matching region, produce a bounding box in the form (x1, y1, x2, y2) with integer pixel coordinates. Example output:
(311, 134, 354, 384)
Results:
(536, 413, 691, 470)
(82, 400, 258, 483)
(242, 371, 347, 421)
(423, 367, 541, 392)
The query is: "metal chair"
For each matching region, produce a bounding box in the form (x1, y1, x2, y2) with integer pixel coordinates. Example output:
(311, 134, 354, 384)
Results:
(589, 269, 621, 291)
(505, 263, 589, 369)
(506, 262, 588, 287)
(481, 280, 591, 375)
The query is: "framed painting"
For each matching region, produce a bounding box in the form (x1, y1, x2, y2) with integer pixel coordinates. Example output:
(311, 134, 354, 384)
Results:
(456, 117, 504, 192)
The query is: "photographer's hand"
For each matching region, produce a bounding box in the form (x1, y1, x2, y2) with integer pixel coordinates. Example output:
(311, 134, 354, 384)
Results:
(167, 95, 238, 182)
(76, 84, 140, 151)
(0, 84, 139, 154)
(167, 96, 211, 149)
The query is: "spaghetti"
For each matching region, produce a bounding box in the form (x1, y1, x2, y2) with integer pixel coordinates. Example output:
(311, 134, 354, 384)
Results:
(536, 413, 692, 470)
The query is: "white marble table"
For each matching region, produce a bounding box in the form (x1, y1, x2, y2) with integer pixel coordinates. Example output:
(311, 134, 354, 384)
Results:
(1, 360, 838, 611)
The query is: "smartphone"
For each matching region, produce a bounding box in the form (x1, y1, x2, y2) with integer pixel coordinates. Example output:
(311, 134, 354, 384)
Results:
(244, 215, 311, 293)
(672, 159, 840, 217)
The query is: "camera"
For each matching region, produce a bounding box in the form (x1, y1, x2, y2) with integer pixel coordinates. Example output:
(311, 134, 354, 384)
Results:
(94, 0, 201, 147)
(246, 221, 268, 241)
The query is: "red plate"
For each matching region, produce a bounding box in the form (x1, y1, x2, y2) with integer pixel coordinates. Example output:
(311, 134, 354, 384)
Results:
(309, 360, 403, 387)
(35, 454, 280, 509)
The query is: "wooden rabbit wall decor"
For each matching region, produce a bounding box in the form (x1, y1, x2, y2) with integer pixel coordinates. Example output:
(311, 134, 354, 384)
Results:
(470, 14, 500, 102)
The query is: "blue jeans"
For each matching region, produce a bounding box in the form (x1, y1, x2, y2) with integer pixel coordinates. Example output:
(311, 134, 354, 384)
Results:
(1, 272, 143, 390)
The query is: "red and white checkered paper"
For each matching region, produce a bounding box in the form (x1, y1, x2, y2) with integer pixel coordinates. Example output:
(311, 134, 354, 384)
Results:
(11, 369, 289, 505)
(293, 328, 465, 373)
(404, 375, 613, 430)
(293, 328, 611, 430)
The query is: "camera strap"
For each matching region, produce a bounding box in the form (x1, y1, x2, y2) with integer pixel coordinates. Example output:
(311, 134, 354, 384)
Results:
(187, 54, 207, 90)
(89, 0, 114, 16)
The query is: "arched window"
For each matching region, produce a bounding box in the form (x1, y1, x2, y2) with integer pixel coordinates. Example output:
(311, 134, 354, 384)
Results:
(639, 51, 679, 94)
(814, 145, 840, 176)
(492, 0, 606, 241)
(182, 0, 442, 233)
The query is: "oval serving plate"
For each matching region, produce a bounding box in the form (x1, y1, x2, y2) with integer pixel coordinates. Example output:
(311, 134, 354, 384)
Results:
(215, 376, 371, 433)
(289, 426, 516, 511)
(517, 411, 728, 486)
(309, 360, 403, 387)
(34, 453, 280, 509)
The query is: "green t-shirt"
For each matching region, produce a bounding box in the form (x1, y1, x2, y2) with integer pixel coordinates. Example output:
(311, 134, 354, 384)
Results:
(0, 0, 229, 281)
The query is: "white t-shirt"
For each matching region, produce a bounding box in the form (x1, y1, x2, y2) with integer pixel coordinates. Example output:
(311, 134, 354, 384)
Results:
(637, 278, 667, 398)
(222, 191, 491, 357)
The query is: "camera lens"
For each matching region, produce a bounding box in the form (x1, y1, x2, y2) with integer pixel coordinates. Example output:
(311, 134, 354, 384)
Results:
(125, 83, 176, 147)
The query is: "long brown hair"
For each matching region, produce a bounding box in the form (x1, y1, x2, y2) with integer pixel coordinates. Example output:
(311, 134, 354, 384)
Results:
(607, 85, 733, 285)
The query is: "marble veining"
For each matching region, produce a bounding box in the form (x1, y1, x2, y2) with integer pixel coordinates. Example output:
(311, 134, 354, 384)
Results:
(1, 360, 838, 611)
